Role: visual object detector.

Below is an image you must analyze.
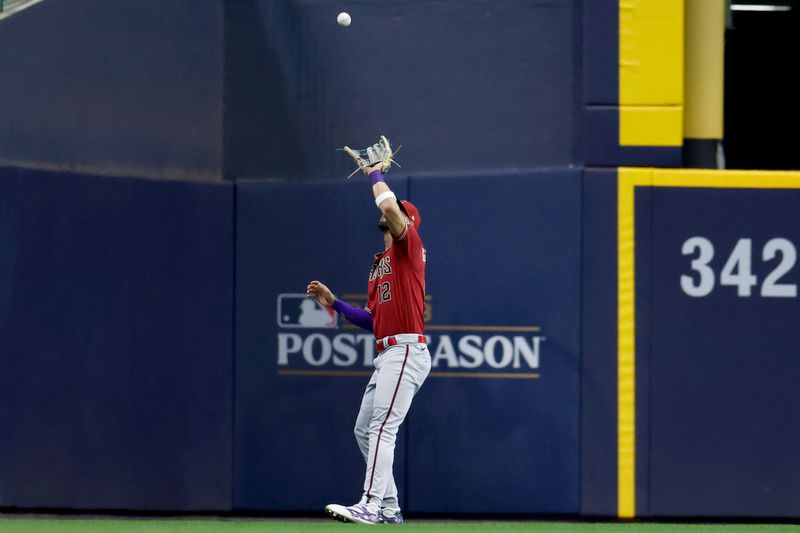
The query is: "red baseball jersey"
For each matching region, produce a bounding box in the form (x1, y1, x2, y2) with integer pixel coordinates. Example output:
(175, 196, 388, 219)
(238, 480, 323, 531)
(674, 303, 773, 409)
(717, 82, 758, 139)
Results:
(365, 223, 426, 339)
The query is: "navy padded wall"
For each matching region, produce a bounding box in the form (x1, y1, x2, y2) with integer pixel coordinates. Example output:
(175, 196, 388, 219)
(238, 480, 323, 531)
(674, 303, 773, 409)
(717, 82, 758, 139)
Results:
(0, 168, 234, 510)
(223, 0, 577, 180)
(0, 0, 223, 180)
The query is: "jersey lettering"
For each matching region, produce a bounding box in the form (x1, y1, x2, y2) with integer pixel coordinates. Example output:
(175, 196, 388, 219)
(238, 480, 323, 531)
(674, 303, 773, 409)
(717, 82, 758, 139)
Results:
(368, 257, 393, 281)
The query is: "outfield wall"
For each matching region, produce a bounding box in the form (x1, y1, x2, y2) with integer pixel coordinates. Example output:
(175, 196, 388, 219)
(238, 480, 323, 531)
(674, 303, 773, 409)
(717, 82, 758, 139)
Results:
(222, 0, 578, 180)
(234, 171, 582, 514)
(0, 0, 578, 181)
(0, 0, 224, 181)
(0, 167, 234, 510)
(642, 175, 800, 516)
(1, 166, 799, 518)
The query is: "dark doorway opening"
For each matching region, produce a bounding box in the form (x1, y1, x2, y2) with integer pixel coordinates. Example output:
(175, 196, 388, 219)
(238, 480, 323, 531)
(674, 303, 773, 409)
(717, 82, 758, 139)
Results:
(724, 2, 800, 170)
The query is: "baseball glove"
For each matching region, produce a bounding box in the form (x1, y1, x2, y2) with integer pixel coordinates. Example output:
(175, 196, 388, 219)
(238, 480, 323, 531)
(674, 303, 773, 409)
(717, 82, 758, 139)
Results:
(342, 135, 398, 179)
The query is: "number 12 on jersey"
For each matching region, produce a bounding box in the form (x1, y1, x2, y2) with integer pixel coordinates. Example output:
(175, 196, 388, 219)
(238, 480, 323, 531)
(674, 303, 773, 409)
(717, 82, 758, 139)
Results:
(378, 281, 392, 303)
(681, 237, 797, 298)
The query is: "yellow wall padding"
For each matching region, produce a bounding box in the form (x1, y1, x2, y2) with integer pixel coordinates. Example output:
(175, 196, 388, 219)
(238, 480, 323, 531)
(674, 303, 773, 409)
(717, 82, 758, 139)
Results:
(619, 0, 684, 146)
(617, 167, 649, 518)
(620, 0, 684, 105)
(652, 168, 800, 188)
(684, 0, 725, 139)
(620, 106, 683, 146)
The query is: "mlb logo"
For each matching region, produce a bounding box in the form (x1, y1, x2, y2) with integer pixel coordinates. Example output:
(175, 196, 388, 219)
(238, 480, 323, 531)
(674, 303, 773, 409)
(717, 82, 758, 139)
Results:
(277, 294, 337, 329)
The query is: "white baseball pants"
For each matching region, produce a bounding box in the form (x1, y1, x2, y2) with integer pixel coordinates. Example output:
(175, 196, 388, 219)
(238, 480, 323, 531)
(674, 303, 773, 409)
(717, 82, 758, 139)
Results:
(353, 340, 430, 511)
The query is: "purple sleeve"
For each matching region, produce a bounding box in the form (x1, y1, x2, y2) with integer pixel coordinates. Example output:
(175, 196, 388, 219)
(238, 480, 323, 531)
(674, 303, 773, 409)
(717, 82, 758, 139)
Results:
(332, 298, 374, 332)
(369, 170, 385, 185)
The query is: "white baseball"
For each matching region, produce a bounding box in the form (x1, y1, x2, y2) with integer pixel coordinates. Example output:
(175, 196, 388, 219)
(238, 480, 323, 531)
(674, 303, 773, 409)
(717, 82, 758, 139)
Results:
(337, 12, 351, 27)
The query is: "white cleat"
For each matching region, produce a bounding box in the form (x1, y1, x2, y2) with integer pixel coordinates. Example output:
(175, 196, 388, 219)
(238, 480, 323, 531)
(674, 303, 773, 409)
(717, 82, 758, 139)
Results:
(325, 503, 380, 525)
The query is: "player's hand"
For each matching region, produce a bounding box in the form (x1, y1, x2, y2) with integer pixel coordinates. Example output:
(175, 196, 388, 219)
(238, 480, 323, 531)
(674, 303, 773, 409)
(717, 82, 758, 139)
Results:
(306, 280, 336, 307)
(364, 162, 383, 176)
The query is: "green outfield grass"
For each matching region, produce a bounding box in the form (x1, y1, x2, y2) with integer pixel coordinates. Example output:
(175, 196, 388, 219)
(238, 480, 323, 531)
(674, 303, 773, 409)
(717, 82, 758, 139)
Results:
(0, 518, 798, 533)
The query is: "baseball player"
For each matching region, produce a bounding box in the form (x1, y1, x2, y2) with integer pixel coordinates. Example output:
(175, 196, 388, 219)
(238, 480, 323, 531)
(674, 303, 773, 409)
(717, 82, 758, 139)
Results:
(306, 136, 430, 525)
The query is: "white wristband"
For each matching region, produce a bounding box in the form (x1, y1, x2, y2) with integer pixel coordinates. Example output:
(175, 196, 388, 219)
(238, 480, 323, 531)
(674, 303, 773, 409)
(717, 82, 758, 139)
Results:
(374, 191, 396, 208)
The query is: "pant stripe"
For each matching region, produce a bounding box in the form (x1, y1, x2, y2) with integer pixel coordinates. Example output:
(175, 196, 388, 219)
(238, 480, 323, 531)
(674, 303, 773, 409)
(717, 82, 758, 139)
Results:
(366, 345, 410, 502)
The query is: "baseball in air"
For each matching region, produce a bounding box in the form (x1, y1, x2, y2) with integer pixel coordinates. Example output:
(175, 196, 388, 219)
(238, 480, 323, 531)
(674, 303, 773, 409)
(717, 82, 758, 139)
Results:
(337, 12, 351, 27)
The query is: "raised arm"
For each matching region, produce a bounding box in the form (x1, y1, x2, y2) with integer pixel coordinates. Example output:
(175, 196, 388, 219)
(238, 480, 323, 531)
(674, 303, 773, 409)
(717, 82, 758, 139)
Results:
(368, 164, 407, 240)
